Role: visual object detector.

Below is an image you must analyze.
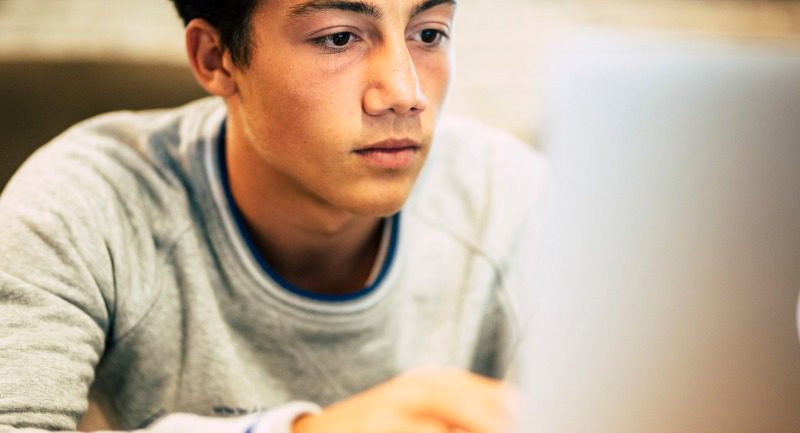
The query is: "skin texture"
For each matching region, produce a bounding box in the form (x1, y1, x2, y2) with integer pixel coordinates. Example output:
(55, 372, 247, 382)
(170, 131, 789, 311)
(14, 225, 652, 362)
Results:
(184, 1, 517, 431)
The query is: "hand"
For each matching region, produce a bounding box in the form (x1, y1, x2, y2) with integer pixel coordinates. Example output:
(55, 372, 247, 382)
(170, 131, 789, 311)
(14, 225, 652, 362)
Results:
(293, 367, 518, 433)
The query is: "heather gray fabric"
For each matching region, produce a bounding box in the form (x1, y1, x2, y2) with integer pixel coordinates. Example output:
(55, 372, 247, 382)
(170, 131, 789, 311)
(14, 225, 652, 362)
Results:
(0, 98, 549, 433)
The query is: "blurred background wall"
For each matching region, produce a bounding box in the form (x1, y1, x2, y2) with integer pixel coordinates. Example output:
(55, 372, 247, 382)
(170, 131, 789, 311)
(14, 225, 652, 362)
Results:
(1, 0, 799, 188)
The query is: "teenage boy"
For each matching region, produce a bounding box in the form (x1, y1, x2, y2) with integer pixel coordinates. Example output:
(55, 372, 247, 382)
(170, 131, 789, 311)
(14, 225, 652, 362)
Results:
(0, 1, 548, 432)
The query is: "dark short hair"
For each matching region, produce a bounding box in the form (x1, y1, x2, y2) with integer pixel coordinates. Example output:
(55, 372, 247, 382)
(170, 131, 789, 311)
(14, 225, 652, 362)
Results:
(169, 0, 260, 66)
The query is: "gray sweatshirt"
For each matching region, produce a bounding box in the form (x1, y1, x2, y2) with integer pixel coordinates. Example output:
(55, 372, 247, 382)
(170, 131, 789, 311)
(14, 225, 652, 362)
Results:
(0, 98, 548, 433)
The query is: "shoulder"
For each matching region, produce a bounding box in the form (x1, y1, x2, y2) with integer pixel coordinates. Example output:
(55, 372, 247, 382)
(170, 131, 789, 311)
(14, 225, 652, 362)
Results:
(40, 97, 222, 192)
(0, 98, 224, 333)
(2, 97, 223, 224)
(406, 115, 550, 262)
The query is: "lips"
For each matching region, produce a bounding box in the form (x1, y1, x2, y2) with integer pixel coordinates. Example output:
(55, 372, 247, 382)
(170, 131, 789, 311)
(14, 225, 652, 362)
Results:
(354, 139, 421, 152)
(353, 139, 422, 170)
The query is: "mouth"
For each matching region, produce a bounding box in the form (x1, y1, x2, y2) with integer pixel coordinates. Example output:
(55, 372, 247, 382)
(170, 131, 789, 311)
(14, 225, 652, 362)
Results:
(353, 139, 422, 170)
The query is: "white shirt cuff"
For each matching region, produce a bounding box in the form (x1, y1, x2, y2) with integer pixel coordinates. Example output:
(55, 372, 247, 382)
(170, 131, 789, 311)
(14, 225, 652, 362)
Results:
(247, 401, 322, 433)
(146, 401, 322, 433)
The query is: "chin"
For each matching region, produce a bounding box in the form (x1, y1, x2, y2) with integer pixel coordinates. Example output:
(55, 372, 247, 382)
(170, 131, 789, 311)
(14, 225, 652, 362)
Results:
(338, 185, 412, 218)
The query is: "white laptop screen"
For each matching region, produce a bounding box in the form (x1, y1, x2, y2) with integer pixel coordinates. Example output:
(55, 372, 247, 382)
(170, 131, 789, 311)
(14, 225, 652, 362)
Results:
(519, 30, 800, 433)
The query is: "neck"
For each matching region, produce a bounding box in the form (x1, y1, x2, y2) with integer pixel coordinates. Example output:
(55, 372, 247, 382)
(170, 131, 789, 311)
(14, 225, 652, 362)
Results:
(224, 119, 385, 297)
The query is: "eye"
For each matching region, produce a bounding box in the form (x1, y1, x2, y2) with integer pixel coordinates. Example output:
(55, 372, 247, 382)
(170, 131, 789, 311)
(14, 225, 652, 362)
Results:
(311, 31, 359, 52)
(420, 29, 440, 44)
(329, 32, 352, 47)
(412, 28, 448, 46)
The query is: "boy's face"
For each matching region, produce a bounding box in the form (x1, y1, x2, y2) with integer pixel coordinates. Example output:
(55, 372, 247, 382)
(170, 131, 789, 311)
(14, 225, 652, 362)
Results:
(229, 0, 455, 217)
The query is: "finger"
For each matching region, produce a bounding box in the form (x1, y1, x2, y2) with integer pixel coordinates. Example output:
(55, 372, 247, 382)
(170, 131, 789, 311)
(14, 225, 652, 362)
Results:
(405, 417, 453, 433)
(408, 369, 516, 433)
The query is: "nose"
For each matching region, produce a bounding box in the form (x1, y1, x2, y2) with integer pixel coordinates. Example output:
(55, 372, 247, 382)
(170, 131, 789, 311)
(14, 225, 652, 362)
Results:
(362, 42, 429, 117)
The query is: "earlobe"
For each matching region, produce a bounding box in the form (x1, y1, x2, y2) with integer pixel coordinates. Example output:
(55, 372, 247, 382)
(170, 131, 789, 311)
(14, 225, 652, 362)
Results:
(185, 19, 238, 98)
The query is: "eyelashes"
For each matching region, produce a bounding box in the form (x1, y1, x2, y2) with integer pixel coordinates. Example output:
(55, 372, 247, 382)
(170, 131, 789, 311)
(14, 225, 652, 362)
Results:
(415, 28, 447, 45)
(310, 31, 361, 52)
(310, 29, 450, 54)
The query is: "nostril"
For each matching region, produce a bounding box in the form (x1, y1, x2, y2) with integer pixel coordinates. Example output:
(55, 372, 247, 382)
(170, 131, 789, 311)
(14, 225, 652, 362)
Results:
(362, 49, 428, 116)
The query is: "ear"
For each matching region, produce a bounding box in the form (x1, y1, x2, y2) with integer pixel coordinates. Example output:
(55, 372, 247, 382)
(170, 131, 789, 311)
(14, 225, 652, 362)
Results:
(185, 18, 238, 98)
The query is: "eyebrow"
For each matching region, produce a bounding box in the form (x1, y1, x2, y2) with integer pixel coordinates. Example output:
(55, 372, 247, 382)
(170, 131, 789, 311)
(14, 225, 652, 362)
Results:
(410, 0, 457, 18)
(288, 0, 457, 20)
(289, 1, 382, 19)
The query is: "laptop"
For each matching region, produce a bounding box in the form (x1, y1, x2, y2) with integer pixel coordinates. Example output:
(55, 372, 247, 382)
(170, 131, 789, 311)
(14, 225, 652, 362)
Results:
(517, 30, 800, 433)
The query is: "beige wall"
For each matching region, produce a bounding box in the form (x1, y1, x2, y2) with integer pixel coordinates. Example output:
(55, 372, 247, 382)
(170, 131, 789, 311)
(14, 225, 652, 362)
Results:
(1, 0, 799, 146)
(449, 0, 800, 142)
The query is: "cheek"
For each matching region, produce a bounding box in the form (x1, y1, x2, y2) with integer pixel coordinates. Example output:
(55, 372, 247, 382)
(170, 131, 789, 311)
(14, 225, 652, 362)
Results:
(243, 69, 356, 142)
(246, 73, 367, 172)
(286, 65, 367, 140)
(415, 52, 452, 108)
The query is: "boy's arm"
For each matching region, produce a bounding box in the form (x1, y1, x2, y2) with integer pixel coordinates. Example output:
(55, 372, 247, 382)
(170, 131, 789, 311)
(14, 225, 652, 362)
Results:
(0, 194, 514, 433)
(0, 162, 320, 432)
(142, 371, 515, 433)
(292, 368, 515, 433)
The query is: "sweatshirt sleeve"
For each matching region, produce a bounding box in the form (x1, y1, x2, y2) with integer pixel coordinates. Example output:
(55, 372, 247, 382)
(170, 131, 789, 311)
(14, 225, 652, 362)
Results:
(495, 146, 552, 382)
(0, 148, 117, 431)
(0, 128, 323, 433)
(1, 403, 321, 433)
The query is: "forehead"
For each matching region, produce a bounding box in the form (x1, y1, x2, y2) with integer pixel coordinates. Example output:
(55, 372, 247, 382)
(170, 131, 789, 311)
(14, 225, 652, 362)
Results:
(258, 0, 457, 20)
